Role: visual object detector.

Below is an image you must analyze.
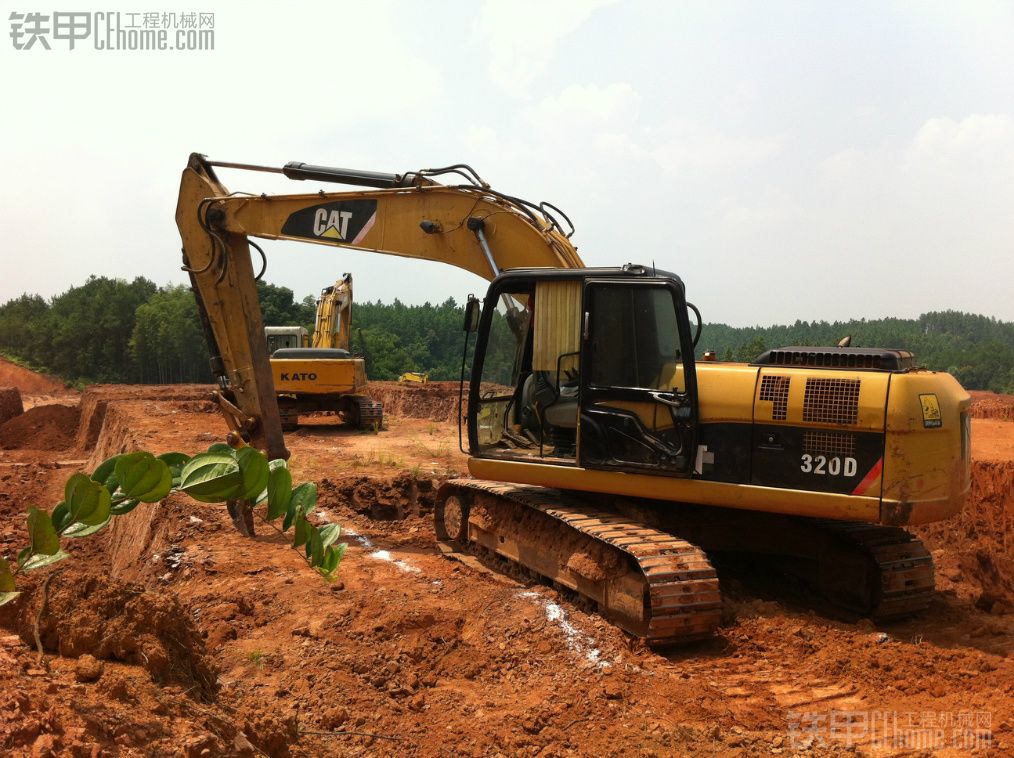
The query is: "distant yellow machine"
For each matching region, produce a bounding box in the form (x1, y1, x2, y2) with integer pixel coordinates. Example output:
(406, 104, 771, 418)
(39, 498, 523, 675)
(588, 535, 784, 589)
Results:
(398, 371, 429, 384)
(267, 274, 383, 430)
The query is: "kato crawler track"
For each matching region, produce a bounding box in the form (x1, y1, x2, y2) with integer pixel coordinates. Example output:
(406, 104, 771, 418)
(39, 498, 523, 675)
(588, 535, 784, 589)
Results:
(436, 480, 723, 646)
(348, 396, 384, 430)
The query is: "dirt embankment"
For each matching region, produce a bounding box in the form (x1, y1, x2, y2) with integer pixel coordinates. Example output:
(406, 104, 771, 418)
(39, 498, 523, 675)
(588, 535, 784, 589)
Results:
(970, 390, 1014, 421)
(0, 382, 1011, 756)
(0, 357, 66, 395)
(916, 459, 1014, 612)
(367, 381, 463, 422)
(0, 404, 80, 451)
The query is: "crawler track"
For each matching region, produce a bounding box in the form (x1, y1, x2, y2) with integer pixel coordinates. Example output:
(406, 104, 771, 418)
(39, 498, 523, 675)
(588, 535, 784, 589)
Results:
(818, 521, 935, 620)
(349, 396, 384, 430)
(436, 480, 722, 646)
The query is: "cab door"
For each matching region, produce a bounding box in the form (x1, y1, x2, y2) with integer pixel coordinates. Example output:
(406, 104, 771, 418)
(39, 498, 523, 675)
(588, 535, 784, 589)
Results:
(578, 280, 699, 476)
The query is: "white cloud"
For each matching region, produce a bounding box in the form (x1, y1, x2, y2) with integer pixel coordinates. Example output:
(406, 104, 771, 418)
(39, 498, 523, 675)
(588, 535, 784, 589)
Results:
(475, 0, 616, 97)
(526, 82, 641, 132)
(909, 115, 1014, 169)
(649, 120, 783, 175)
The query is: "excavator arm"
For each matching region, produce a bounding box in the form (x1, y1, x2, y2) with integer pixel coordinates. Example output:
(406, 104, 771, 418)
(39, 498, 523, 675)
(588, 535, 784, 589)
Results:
(312, 274, 353, 350)
(175, 153, 583, 459)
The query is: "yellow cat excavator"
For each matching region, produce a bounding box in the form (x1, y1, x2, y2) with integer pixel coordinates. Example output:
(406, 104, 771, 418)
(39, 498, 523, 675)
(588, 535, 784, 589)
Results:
(176, 154, 970, 645)
(267, 273, 383, 431)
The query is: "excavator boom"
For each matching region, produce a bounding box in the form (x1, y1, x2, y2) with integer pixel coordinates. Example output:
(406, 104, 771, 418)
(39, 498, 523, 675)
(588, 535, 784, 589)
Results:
(176, 153, 582, 458)
(311, 275, 353, 350)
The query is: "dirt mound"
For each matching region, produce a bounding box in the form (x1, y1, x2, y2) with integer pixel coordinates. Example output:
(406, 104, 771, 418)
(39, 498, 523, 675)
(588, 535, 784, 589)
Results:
(0, 356, 65, 394)
(970, 390, 1014, 421)
(366, 380, 463, 422)
(915, 460, 1014, 612)
(0, 386, 23, 424)
(1, 570, 217, 698)
(0, 403, 80, 450)
(319, 472, 442, 519)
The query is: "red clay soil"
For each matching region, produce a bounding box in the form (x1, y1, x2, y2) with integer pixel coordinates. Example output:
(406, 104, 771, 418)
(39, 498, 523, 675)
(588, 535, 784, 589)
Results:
(367, 381, 464, 423)
(0, 387, 24, 425)
(0, 387, 1011, 756)
(0, 404, 80, 451)
(970, 390, 1014, 421)
(915, 459, 1014, 613)
(0, 357, 66, 395)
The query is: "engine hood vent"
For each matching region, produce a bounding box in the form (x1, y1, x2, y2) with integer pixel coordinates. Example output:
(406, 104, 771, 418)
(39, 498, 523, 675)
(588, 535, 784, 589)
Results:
(752, 347, 914, 371)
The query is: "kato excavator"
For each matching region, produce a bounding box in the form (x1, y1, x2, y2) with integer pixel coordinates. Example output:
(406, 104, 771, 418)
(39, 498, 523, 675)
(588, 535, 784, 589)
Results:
(176, 154, 970, 645)
(267, 273, 383, 431)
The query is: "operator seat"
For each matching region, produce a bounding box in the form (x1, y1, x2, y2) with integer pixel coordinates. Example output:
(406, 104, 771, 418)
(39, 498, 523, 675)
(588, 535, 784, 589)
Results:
(521, 371, 578, 430)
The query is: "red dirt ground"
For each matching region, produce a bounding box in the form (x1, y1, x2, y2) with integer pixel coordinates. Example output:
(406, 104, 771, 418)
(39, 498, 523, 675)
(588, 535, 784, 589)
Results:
(0, 404, 81, 451)
(0, 378, 1011, 756)
(0, 357, 66, 395)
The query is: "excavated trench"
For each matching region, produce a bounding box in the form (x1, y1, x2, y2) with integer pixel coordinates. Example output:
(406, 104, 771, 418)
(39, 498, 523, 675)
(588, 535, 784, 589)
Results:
(1, 380, 1012, 755)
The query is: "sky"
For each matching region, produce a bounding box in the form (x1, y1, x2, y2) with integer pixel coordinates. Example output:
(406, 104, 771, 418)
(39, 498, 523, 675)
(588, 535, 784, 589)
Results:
(2, 0, 1012, 327)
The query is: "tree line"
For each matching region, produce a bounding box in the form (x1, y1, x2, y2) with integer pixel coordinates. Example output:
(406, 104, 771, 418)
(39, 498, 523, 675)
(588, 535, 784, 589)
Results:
(1, 275, 1012, 393)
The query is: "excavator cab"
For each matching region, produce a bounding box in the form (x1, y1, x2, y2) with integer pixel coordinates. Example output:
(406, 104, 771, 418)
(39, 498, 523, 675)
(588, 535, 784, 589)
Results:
(466, 266, 699, 476)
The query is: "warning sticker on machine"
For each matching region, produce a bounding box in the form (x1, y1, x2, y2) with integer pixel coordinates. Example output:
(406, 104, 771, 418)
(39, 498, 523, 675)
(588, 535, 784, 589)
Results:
(919, 394, 942, 428)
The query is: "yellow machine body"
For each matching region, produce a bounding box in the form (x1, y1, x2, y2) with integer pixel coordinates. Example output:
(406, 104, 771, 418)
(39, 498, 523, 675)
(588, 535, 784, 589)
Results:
(469, 363, 970, 526)
(177, 154, 968, 639)
(398, 372, 429, 384)
(176, 154, 969, 529)
(271, 357, 367, 396)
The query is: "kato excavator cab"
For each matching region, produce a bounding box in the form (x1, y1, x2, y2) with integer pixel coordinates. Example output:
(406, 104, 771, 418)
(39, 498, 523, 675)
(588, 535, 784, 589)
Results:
(466, 266, 700, 476)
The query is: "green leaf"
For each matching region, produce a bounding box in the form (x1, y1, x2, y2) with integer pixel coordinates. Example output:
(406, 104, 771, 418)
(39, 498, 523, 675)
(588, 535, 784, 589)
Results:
(27, 507, 60, 556)
(110, 498, 141, 516)
(21, 550, 70, 572)
(207, 442, 234, 454)
(264, 465, 292, 521)
(51, 501, 72, 532)
(115, 452, 172, 503)
(236, 447, 270, 502)
(157, 452, 191, 487)
(156, 451, 191, 474)
(0, 592, 20, 607)
(65, 473, 108, 524)
(317, 543, 346, 576)
(179, 452, 243, 503)
(289, 482, 317, 517)
(293, 512, 311, 549)
(91, 454, 123, 493)
(319, 523, 343, 552)
(283, 482, 316, 532)
(308, 526, 324, 566)
(0, 557, 15, 592)
(62, 515, 112, 538)
(62, 481, 112, 537)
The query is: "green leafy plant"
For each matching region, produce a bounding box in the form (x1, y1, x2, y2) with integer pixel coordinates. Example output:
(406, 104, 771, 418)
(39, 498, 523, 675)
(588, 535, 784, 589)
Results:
(0, 444, 346, 605)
